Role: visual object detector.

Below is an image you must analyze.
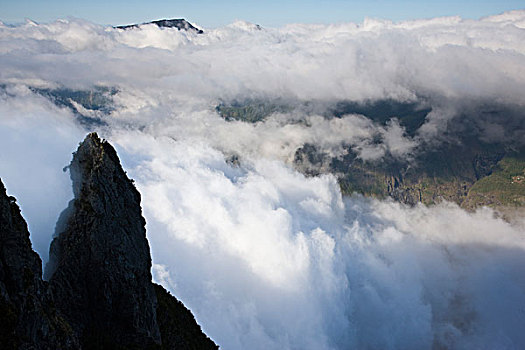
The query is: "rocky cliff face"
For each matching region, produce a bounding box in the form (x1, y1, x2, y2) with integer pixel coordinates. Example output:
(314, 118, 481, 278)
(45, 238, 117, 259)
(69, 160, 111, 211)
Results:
(0, 179, 78, 349)
(218, 98, 525, 211)
(46, 132, 161, 348)
(1, 133, 217, 349)
(294, 140, 525, 210)
(154, 284, 218, 350)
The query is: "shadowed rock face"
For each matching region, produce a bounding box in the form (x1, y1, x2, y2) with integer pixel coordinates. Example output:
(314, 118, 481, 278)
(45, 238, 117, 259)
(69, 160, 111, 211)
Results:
(46, 133, 161, 348)
(1, 133, 217, 349)
(0, 179, 78, 349)
(154, 284, 218, 350)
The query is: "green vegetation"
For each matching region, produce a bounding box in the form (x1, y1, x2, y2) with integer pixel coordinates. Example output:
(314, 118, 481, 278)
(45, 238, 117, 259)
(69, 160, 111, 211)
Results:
(29, 86, 117, 126)
(216, 99, 291, 122)
(31, 86, 117, 113)
(465, 156, 525, 208)
(217, 99, 431, 137)
(220, 97, 525, 211)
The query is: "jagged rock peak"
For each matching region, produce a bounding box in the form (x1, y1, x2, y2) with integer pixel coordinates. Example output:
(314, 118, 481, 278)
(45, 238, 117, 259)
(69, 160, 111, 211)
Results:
(115, 18, 204, 34)
(0, 178, 78, 349)
(47, 132, 161, 348)
(46, 132, 218, 349)
(68, 132, 136, 200)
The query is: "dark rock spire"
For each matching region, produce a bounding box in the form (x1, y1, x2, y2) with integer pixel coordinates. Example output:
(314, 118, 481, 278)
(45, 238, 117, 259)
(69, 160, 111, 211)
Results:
(0, 133, 216, 349)
(0, 178, 78, 349)
(46, 132, 162, 348)
(45, 132, 217, 349)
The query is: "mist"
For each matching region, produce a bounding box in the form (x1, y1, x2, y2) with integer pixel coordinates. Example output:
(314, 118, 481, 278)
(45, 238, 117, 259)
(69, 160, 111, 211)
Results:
(1, 10, 525, 349)
(114, 132, 525, 349)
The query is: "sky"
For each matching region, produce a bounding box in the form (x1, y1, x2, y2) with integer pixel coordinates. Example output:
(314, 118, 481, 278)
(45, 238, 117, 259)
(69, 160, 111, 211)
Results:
(1, 0, 524, 27)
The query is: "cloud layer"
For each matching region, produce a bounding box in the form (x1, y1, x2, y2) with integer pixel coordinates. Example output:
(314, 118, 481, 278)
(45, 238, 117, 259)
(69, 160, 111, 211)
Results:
(113, 132, 525, 349)
(1, 12, 525, 349)
(2, 13, 525, 101)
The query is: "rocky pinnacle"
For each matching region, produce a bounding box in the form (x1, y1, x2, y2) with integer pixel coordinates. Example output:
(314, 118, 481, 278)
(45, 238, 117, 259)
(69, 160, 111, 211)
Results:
(1, 132, 217, 349)
(46, 133, 161, 348)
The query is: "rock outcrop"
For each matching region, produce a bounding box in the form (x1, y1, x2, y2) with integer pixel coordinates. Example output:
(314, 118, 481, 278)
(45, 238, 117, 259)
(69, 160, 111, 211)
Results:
(0, 179, 78, 349)
(46, 133, 161, 348)
(1, 133, 217, 349)
(115, 19, 204, 34)
(154, 284, 217, 350)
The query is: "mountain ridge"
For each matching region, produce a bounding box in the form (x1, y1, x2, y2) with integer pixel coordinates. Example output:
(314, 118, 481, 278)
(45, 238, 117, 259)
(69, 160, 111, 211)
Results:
(115, 19, 203, 34)
(0, 133, 217, 349)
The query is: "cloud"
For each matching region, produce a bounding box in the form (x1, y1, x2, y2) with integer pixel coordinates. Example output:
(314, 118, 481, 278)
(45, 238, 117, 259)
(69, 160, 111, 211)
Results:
(0, 11, 524, 349)
(1, 13, 524, 156)
(1, 13, 525, 101)
(0, 85, 85, 260)
(114, 132, 525, 349)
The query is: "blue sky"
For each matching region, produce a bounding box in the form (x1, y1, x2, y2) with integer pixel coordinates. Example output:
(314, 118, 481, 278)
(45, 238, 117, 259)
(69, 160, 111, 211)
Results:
(1, 0, 524, 27)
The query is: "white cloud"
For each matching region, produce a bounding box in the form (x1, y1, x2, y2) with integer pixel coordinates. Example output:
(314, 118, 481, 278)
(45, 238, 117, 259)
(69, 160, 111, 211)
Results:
(1, 12, 525, 101)
(111, 131, 525, 349)
(0, 11, 524, 349)
(0, 86, 85, 260)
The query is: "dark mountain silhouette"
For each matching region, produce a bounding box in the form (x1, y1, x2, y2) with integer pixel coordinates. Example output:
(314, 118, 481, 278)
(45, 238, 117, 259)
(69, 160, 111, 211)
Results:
(115, 19, 203, 34)
(0, 133, 217, 349)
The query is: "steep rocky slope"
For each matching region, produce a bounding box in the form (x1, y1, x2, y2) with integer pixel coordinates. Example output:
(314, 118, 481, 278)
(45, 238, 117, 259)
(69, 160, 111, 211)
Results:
(295, 141, 525, 210)
(154, 284, 218, 350)
(219, 98, 525, 210)
(46, 133, 162, 348)
(0, 179, 78, 349)
(1, 133, 217, 349)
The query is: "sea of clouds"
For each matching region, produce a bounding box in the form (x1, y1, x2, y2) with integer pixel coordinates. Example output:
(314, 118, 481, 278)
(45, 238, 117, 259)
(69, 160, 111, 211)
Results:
(1, 11, 525, 349)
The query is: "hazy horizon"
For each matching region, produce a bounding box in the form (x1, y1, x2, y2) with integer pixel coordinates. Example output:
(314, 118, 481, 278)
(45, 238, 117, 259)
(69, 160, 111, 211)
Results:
(2, 0, 525, 28)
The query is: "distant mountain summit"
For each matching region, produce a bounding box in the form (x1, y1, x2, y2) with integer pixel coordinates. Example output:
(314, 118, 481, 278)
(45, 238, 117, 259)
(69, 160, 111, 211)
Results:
(116, 19, 204, 33)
